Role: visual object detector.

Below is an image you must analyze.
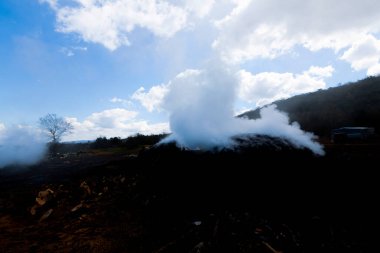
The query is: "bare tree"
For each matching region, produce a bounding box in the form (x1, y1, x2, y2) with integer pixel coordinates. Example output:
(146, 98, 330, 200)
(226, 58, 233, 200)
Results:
(39, 114, 73, 143)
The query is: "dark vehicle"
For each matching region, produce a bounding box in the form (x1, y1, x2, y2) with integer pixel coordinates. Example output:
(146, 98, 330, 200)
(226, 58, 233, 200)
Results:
(331, 127, 375, 143)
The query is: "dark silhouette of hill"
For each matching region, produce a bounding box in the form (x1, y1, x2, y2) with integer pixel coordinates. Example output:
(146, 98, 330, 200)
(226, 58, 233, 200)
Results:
(240, 76, 380, 137)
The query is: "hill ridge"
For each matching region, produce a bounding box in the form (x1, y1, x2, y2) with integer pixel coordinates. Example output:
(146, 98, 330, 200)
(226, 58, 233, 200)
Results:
(240, 76, 380, 136)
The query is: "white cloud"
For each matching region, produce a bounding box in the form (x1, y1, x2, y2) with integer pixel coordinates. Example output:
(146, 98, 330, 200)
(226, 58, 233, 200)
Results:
(85, 108, 138, 128)
(131, 84, 169, 112)
(110, 97, 124, 103)
(238, 65, 334, 106)
(64, 108, 169, 141)
(60, 47, 74, 57)
(368, 64, 380, 76)
(110, 97, 133, 107)
(183, 0, 215, 18)
(43, 0, 188, 50)
(41, 0, 380, 76)
(131, 69, 202, 112)
(60, 46, 87, 57)
(214, 0, 380, 63)
(304, 65, 334, 78)
(39, 0, 57, 9)
(133, 65, 333, 111)
(341, 35, 380, 75)
(0, 123, 5, 133)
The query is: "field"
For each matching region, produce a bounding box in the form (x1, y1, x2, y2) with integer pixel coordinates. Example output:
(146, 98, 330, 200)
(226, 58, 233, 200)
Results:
(0, 139, 379, 253)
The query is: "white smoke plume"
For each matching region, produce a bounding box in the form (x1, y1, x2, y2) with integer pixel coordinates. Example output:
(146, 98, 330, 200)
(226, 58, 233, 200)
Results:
(161, 64, 325, 155)
(0, 125, 47, 168)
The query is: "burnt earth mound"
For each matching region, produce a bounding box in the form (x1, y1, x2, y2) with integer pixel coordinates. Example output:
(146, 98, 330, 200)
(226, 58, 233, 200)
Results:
(0, 135, 378, 252)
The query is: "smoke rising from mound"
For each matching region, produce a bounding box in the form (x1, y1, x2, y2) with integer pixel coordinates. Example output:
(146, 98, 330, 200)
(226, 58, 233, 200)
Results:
(162, 65, 325, 155)
(0, 126, 47, 168)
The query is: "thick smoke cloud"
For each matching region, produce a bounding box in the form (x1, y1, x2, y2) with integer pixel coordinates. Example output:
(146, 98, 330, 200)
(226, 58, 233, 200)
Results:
(162, 64, 324, 155)
(0, 126, 47, 168)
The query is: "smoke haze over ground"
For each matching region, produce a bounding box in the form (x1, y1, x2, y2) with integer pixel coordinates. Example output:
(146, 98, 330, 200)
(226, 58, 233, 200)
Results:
(0, 126, 47, 168)
(162, 64, 325, 155)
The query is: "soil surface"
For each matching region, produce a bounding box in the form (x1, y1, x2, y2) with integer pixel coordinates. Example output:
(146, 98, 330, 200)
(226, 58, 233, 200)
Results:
(0, 140, 379, 252)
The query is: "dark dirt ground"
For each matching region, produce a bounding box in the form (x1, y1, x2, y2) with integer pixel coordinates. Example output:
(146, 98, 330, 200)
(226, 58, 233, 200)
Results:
(0, 139, 379, 253)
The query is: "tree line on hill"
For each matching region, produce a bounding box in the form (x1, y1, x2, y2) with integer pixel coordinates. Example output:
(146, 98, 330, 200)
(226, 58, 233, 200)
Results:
(91, 134, 168, 149)
(240, 76, 380, 137)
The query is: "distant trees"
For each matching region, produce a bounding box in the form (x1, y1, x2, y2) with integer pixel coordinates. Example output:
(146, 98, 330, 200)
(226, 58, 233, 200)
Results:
(39, 114, 73, 143)
(92, 136, 122, 149)
(124, 133, 168, 149)
(91, 134, 168, 149)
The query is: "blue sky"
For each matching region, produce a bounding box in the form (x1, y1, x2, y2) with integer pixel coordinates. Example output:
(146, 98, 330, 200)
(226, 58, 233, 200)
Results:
(1, 0, 379, 141)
